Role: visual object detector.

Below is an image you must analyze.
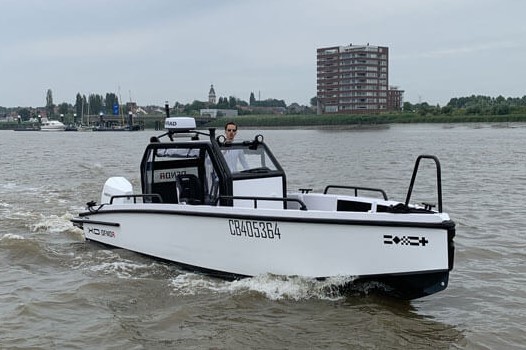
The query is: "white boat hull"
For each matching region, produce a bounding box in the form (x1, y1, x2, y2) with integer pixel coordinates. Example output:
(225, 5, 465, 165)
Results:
(39, 118, 66, 131)
(40, 127, 65, 131)
(74, 203, 454, 298)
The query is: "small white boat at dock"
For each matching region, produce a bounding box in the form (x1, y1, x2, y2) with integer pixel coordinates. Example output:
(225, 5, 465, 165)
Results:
(40, 118, 65, 131)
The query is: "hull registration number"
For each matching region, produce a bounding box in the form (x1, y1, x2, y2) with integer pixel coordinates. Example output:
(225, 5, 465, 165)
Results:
(228, 219, 281, 239)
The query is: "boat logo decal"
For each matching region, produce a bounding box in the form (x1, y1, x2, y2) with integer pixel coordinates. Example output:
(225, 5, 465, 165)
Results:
(154, 168, 198, 182)
(87, 226, 116, 238)
(383, 235, 428, 246)
(228, 219, 281, 240)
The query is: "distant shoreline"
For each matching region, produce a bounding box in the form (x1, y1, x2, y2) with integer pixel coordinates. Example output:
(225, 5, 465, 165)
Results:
(2, 112, 526, 130)
(202, 113, 526, 128)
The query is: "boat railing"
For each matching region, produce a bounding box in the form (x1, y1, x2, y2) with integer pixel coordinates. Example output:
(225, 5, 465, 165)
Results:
(405, 155, 443, 213)
(214, 195, 308, 211)
(323, 185, 388, 200)
(110, 194, 163, 204)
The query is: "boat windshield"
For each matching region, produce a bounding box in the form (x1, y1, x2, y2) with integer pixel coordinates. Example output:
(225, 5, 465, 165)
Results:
(220, 143, 279, 174)
(141, 136, 285, 205)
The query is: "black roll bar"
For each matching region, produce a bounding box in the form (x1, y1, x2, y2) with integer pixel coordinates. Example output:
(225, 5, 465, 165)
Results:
(405, 155, 443, 213)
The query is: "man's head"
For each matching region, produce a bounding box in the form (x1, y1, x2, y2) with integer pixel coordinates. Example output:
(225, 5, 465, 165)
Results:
(224, 121, 238, 142)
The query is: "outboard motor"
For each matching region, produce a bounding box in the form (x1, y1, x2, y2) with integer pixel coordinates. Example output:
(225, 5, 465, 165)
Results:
(100, 177, 133, 204)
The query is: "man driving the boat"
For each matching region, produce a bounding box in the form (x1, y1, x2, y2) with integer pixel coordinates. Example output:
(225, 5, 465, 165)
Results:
(222, 121, 249, 172)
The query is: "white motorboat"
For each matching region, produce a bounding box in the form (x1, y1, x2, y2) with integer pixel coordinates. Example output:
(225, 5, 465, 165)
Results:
(72, 117, 456, 300)
(40, 118, 65, 131)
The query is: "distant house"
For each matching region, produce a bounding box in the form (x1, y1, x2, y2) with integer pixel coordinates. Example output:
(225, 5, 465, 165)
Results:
(200, 109, 238, 118)
(126, 102, 138, 114)
(287, 103, 309, 114)
(244, 106, 286, 115)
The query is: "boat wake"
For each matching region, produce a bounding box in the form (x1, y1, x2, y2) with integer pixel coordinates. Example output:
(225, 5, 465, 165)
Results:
(170, 273, 363, 301)
(29, 213, 78, 234)
(88, 259, 165, 279)
(71, 249, 174, 280)
(0, 233, 25, 241)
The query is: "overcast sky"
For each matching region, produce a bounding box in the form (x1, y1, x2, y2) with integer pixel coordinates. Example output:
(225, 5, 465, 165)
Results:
(1, 0, 525, 108)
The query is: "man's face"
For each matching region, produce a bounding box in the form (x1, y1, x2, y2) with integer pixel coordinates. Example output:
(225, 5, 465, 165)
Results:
(225, 124, 237, 141)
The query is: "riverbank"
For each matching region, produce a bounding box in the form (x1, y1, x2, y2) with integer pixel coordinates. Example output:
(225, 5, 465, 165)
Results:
(203, 112, 526, 128)
(3, 112, 526, 130)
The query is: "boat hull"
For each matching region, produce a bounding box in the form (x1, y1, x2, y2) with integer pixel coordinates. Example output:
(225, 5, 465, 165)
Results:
(40, 127, 65, 131)
(73, 204, 454, 299)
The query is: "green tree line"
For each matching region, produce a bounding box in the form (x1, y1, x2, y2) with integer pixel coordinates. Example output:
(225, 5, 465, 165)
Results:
(404, 95, 526, 116)
(175, 92, 290, 116)
(4, 92, 526, 122)
(1, 90, 121, 122)
(74, 92, 120, 118)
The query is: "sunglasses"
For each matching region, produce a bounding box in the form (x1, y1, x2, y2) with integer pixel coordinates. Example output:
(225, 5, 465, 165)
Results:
(227, 129, 237, 132)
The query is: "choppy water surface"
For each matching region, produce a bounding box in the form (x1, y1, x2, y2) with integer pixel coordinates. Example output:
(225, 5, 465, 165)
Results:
(1, 123, 525, 349)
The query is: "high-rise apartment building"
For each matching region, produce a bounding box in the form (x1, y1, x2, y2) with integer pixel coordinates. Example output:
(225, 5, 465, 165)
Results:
(317, 44, 401, 114)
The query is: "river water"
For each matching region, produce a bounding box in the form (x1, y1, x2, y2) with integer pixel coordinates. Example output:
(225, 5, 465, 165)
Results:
(0, 123, 524, 349)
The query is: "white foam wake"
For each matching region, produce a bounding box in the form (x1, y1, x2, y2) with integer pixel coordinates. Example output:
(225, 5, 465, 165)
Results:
(0, 233, 25, 241)
(170, 273, 357, 301)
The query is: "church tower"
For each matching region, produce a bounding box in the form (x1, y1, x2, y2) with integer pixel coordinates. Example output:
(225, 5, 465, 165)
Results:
(208, 84, 216, 104)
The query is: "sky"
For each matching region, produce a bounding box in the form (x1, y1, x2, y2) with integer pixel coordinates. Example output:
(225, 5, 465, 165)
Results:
(1, 0, 525, 108)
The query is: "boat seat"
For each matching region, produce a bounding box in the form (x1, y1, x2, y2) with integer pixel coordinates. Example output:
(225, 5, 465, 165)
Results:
(176, 174, 203, 205)
(151, 181, 179, 204)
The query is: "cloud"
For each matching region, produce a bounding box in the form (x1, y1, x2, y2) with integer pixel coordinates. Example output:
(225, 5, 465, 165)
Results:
(2, 0, 526, 106)
(394, 40, 523, 60)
